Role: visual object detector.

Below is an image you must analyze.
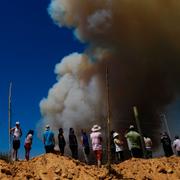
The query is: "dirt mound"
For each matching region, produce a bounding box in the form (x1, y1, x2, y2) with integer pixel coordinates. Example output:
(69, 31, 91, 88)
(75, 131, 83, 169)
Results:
(0, 154, 180, 180)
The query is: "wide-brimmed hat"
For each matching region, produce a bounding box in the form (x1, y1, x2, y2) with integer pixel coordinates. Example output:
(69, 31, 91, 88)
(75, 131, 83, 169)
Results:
(113, 132, 119, 138)
(91, 125, 101, 132)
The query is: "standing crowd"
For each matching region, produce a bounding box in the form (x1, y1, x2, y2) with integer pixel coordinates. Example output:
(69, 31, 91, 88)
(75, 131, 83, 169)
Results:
(10, 122, 180, 167)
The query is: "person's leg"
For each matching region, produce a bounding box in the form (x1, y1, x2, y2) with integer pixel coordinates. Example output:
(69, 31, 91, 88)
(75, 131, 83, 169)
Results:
(96, 150, 102, 168)
(120, 151, 124, 161)
(74, 147, 78, 159)
(131, 148, 141, 158)
(45, 146, 50, 153)
(70, 146, 75, 158)
(14, 140, 20, 161)
(59, 146, 64, 155)
(83, 147, 89, 164)
(177, 151, 180, 156)
(25, 149, 29, 160)
(131, 148, 135, 158)
(116, 152, 120, 162)
(12, 140, 16, 160)
(50, 145, 54, 153)
(25, 146, 27, 160)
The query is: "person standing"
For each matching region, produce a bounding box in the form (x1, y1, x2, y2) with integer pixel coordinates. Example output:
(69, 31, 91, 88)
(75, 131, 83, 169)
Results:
(58, 128, 66, 155)
(113, 132, 124, 162)
(43, 125, 55, 153)
(144, 135, 153, 158)
(161, 132, 173, 157)
(125, 125, 143, 158)
(90, 125, 102, 168)
(81, 129, 90, 164)
(10, 121, 22, 161)
(172, 135, 180, 156)
(24, 130, 34, 160)
(69, 128, 78, 159)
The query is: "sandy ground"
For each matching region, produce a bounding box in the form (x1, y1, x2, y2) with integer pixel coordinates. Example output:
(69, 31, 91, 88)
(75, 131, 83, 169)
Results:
(0, 154, 180, 180)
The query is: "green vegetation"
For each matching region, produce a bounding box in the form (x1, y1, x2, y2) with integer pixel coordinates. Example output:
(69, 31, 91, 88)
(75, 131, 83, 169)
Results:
(0, 152, 11, 163)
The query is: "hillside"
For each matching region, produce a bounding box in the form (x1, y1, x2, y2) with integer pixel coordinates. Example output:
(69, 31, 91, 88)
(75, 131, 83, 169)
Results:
(0, 154, 180, 180)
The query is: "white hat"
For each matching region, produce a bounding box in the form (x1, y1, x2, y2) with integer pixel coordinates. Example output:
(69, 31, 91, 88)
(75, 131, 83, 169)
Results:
(46, 124, 50, 129)
(113, 132, 119, 138)
(91, 125, 101, 132)
(16, 121, 20, 125)
(129, 125, 134, 129)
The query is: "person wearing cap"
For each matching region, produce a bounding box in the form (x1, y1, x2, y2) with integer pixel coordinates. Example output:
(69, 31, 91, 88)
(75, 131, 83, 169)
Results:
(172, 135, 180, 156)
(125, 125, 143, 158)
(113, 132, 124, 162)
(90, 125, 102, 167)
(10, 121, 22, 161)
(143, 134, 153, 158)
(43, 125, 55, 153)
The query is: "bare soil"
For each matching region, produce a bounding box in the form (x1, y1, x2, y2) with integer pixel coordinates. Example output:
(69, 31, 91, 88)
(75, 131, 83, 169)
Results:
(0, 154, 180, 180)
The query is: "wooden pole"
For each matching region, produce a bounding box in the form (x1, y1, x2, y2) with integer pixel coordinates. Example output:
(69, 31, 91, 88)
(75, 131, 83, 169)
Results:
(133, 106, 146, 158)
(160, 113, 171, 139)
(8, 82, 12, 161)
(106, 65, 111, 172)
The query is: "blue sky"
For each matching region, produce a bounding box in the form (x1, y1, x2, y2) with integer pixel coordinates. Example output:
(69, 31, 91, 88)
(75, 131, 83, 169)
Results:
(0, 0, 85, 157)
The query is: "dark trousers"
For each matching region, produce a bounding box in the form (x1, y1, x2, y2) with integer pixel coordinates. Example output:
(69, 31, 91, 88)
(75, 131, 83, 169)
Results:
(70, 146, 78, 159)
(145, 149, 152, 158)
(59, 145, 65, 155)
(177, 151, 180, 156)
(116, 151, 124, 162)
(131, 148, 143, 158)
(45, 145, 54, 153)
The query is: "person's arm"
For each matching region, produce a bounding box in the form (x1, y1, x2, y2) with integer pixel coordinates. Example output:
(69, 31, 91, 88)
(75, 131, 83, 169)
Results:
(80, 136, 83, 146)
(149, 139, 153, 147)
(52, 133, 55, 145)
(172, 141, 176, 149)
(63, 136, 66, 146)
(10, 127, 15, 134)
(20, 128, 22, 137)
(43, 134, 45, 145)
(114, 139, 123, 146)
(75, 135, 78, 147)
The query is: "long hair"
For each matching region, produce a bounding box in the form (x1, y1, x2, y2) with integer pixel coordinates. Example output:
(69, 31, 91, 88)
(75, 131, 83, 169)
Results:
(26, 130, 34, 137)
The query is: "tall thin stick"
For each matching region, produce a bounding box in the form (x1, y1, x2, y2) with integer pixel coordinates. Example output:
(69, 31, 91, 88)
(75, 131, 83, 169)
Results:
(106, 65, 111, 172)
(8, 82, 12, 161)
(160, 113, 171, 139)
(133, 106, 146, 158)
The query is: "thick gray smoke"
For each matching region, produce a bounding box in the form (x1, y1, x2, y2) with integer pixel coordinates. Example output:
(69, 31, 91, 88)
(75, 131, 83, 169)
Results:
(40, 53, 104, 132)
(40, 0, 180, 144)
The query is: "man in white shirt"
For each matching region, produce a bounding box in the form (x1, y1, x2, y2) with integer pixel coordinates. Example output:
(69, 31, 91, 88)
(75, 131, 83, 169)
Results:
(172, 136, 180, 156)
(10, 122, 22, 161)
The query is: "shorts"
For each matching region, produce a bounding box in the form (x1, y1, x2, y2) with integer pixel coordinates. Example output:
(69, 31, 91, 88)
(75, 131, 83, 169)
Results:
(24, 143, 31, 150)
(94, 150, 102, 160)
(13, 140, 20, 150)
(45, 145, 54, 153)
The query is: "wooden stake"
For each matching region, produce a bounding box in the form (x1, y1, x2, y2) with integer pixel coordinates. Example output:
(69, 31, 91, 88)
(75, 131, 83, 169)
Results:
(106, 65, 111, 172)
(8, 82, 12, 161)
(133, 106, 146, 158)
(160, 113, 171, 139)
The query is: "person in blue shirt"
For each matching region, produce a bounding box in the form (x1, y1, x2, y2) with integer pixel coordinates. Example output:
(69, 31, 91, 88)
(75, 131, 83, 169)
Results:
(43, 125, 55, 153)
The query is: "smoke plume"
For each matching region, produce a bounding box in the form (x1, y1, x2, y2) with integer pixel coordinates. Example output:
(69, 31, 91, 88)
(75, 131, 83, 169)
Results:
(40, 0, 180, 144)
